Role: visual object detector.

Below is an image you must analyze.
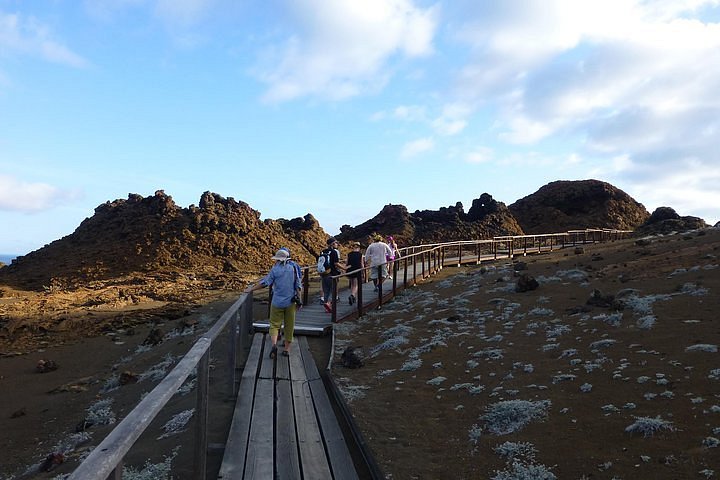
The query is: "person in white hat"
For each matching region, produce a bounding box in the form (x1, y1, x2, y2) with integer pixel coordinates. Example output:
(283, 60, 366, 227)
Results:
(246, 248, 302, 358)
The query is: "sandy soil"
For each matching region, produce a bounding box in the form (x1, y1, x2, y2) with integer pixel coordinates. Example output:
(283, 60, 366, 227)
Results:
(332, 228, 720, 479)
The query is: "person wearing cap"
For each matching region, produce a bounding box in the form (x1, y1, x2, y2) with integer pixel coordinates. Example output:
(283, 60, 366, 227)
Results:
(245, 248, 302, 358)
(279, 246, 303, 284)
(321, 237, 347, 313)
(364, 234, 393, 291)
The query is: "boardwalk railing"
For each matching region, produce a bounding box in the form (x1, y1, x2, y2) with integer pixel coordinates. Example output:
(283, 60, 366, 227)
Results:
(67, 293, 256, 480)
(319, 228, 632, 322)
(67, 227, 631, 479)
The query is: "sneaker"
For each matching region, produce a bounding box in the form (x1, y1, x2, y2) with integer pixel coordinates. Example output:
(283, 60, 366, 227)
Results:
(348, 295, 355, 305)
(269, 345, 277, 359)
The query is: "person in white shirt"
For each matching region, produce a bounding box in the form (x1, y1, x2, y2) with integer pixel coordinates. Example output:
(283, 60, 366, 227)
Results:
(364, 234, 392, 291)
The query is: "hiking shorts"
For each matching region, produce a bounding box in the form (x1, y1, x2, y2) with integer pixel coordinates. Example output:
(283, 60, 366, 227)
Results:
(370, 264, 388, 280)
(269, 304, 296, 342)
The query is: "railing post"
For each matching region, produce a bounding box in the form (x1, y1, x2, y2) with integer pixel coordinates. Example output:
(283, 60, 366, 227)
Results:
(391, 260, 397, 295)
(331, 277, 338, 322)
(357, 268, 365, 317)
(302, 268, 310, 306)
(194, 350, 210, 480)
(228, 309, 238, 398)
(412, 253, 417, 285)
(107, 463, 122, 480)
(403, 255, 408, 287)
(457, 243, 462, 267)
(377, 266, 383, 306)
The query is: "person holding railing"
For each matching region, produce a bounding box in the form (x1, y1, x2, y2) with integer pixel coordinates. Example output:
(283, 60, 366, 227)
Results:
(321, 237, 347, 312)
(364, 233, 392, 291)
(346, 241, 364, 305)
(386, 235, 400, 279)
(245, 248, 302, 358)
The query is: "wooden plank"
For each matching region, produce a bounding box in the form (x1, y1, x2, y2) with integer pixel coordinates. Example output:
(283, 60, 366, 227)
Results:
(218, 333, 263, 479)
(291, 378, 332, 480)
(299, 338, 359, 480)
(244, 378, 274, 479)
(259, 334, 274, 380)
(276, 346, 291, 381)
(276, 379, 301, 480)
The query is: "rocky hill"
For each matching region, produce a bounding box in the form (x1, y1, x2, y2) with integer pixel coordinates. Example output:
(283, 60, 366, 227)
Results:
(508, 179, 650, 234)
(337, 193, 524, 246)
(0, 191, 328, 291)
(1, 181, 706, 295)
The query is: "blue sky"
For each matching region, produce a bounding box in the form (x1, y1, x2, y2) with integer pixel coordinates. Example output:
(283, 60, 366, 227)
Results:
(2, 0, 719, 256)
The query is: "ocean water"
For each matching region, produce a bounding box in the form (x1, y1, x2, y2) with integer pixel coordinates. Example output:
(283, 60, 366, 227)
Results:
(0, 254, 18, 264)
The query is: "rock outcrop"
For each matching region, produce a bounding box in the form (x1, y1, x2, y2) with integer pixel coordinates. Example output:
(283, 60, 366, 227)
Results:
(0, 190, 328, 290)
(337, 193, 524, 246)
(508, 180, 650, 234)
(634, 206, 708, 236)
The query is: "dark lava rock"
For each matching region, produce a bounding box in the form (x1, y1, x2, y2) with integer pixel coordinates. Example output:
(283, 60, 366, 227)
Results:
(508, 179, 650, 234)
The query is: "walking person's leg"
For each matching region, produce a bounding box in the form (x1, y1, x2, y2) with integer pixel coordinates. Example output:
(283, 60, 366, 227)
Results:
(282, 305, 296, 355)
(268, 306, 283, 358)
(322, 275, 332, 312)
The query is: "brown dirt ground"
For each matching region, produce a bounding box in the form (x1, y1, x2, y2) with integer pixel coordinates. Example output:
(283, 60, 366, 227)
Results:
(332, 228, 720, 479)
(1, 229, 718, 479)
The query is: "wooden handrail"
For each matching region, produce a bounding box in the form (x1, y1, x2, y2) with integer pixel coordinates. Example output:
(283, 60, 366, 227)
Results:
(68, 293, 254, 480)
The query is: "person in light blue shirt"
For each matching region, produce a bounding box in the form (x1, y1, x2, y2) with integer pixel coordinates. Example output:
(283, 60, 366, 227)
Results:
(279, 246, 303, 283)
(246, 248, 301, 358)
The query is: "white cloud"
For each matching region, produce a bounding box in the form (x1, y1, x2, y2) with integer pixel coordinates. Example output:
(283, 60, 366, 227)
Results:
(463, 147, 493, 164)
(431, 103, 472, 136)
(400, 137, 434, 158)
(154, 0, 215, 26)
(257, 0, 438, 102)
(446, 0, 720, 222)
(619, 160, 720, 223)
(0, 12, 88, 67)
(393, 104, 427, 121)
(0, 175, 78, 212)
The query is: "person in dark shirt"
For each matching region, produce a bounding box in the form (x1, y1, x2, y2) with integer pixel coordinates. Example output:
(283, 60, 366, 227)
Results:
(321, 237, 346, 312)
(345, 241, 364, 305)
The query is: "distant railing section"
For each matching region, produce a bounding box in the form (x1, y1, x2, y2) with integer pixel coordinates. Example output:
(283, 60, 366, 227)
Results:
(315, 228, 631, 322)
(67, 228, 630, 478)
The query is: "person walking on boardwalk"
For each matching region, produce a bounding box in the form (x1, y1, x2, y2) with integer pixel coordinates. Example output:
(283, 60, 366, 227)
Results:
(364, 234, 392, 291)
(320, 237, 347, 313)
(279, 246, 303, 284)
(245, 248, 302, 358)
(345, 241, 364, 305)
(386, 235, 400, 279)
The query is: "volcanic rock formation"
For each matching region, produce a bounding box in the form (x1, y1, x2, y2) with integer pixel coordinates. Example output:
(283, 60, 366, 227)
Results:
(508, 179, 650, 234)
(634, 206, 708, 236)
(337, 193, 524, 246)
(0, 190, 328, 291)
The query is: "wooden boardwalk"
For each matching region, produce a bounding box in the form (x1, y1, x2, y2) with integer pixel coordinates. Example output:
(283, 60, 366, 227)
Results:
(252, 275, 398, 336)
(218, 333, 359, 480)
